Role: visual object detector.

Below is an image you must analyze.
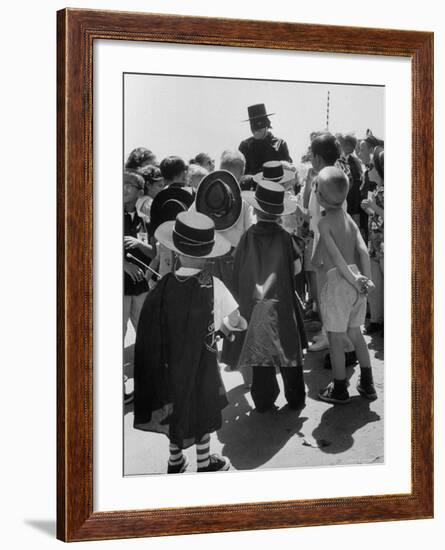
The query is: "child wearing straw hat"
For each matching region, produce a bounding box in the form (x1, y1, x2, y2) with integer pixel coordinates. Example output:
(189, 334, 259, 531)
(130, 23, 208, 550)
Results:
(232, 165, 308, 412)
(133, 211, 246, 473)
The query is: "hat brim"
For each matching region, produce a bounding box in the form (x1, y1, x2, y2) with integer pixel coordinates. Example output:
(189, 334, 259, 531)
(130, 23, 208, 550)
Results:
(195, 170, 243, 231)
(243, 112, 275, 122)
(155, 221, 231, 259)
(242, 191, 297, 217)
(252, 168, 295, 186)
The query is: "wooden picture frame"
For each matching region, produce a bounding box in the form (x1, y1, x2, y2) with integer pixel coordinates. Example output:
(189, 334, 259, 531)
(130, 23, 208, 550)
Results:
(57, 8, 434, 542)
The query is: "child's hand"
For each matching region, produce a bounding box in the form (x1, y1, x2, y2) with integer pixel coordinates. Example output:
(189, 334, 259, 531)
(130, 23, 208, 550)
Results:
(354, 275, 371, 295)
(124, 236, 141, 250)
(364, 279, 375, 294)
(148, 277, 158, 290)
(361, 199, 376, 214)
(124, 260, 145, 283)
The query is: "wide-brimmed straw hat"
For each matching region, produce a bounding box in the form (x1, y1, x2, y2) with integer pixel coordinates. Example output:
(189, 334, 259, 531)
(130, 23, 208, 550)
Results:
(243, 103, 275, 122)
(155, 211, 231, 259)
(243, 179, 296, 217)
(195, 170, 242, 231)
(253, 161, 295, 187)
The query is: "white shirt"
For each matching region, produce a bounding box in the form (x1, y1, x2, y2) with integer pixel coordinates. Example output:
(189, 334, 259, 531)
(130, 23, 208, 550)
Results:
(217, 201, 255, 248)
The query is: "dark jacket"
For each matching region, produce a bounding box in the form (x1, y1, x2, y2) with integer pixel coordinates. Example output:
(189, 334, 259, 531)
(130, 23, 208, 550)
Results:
(239, 132, 292, 175)
(223, 222, 307, 369)
(346, 154, 363, 216)
(149, 184, 195, 235)
(133, 271, 228, 448)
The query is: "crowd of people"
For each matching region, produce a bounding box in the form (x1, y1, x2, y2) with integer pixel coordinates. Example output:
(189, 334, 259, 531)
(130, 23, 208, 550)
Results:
(123, 103, 385, 474)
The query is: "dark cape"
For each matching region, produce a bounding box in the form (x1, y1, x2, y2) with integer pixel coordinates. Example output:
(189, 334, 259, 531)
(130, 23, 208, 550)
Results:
(133, 271, 228, 448)
(239, 132, 292, 176)
(223, 222, 307, 369)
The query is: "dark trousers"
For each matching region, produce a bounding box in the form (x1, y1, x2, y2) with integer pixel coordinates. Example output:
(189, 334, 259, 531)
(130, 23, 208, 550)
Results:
(251, 366, 306, 412)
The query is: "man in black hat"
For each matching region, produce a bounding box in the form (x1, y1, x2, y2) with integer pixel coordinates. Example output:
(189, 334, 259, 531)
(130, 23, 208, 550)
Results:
(238, 103, 292, 186)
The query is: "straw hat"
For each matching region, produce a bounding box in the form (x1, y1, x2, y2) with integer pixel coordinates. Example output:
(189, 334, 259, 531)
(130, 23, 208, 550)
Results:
(195, 170, 242, 231)
(155, 211, 231, 259)
(253, 161, 295, 187)
(242, 179, 296, 217)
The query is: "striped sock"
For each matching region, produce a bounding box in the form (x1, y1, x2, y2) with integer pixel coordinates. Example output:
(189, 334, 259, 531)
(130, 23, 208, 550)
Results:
(168, 443, 184, 466)
(196, 433, 211, 470)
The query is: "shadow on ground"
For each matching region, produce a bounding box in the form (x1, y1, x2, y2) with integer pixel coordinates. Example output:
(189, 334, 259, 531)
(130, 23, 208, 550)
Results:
(298, 349, 381, 454)
(311, 398, 380, 454)
(217, 384, 307, 470)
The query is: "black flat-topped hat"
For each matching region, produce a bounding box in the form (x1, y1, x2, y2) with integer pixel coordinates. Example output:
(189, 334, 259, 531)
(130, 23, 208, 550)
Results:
(253, 160, 295, 187)
(155, 211, 231, 259)
(243, 103, 275, 122)
(195, 170, 242, 231)
(242, 179, 296, 217)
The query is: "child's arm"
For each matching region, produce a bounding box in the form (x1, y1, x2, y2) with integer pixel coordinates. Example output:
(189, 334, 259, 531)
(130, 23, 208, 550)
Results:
(354, 223, 372, 280)
(124, 236, 155, 259)
(318, 220, 364, 291)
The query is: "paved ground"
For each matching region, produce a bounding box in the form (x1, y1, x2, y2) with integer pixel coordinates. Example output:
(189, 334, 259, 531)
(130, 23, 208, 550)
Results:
(123, 323, 384, 476)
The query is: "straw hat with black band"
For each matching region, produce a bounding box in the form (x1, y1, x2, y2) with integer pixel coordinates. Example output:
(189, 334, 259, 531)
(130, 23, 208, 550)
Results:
(195, 170, 242, 231)
(242, 179, 296, 217)
(253, 160, 295, 187)
(155, 211, 231, 259)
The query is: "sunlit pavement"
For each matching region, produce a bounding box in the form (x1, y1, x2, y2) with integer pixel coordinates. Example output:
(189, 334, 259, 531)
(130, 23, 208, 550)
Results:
(123, 323, 384, 476)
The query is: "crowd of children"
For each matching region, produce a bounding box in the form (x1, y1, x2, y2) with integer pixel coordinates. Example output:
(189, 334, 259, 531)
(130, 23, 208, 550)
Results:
(124, 103, 384, 474)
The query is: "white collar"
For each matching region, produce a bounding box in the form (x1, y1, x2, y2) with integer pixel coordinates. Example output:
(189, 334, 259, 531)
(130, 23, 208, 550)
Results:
(175, 267, 201, 276)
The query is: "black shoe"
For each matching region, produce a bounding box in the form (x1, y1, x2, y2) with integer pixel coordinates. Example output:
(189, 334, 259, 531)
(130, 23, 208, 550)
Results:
(324, 351, 358, 370)
(357, 380, 378, 401)
(287, 400, 306, 411)
(167, 455, 189, 474)
(364, 322, 383, 335)
(197, 454, 231, 473)
(304, 309, 320, 322)
(318, 382, 351, 404)
(255, 404, 278, 413)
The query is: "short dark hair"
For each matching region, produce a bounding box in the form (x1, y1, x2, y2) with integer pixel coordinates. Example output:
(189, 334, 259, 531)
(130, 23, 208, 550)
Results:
(125, 147, 155, 170)
(311, 133, 341, 166)
(160, 156, 187, 181)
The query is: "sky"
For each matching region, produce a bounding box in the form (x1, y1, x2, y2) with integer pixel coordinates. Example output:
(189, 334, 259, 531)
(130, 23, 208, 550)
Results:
(124, 73, 384, 167)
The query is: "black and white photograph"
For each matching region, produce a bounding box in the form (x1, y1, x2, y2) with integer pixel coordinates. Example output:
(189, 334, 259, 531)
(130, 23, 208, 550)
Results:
(122, 73, 385, 476)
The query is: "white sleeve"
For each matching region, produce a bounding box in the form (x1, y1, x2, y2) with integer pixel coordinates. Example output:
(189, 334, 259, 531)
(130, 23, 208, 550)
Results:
(212, 276, 239, 330)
